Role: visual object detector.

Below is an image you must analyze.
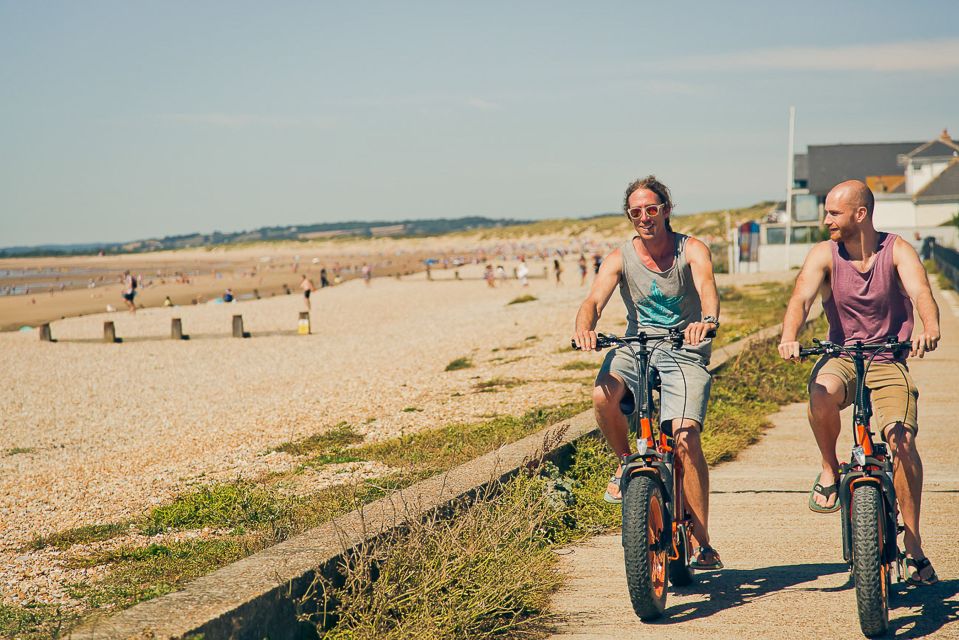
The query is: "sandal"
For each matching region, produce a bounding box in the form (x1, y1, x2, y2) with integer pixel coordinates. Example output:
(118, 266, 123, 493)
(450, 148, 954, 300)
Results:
(603, 475, 622, 504)
(689, 544, 724, 570)
(808, 472, 840, 514)
(905, 556, 939, 586)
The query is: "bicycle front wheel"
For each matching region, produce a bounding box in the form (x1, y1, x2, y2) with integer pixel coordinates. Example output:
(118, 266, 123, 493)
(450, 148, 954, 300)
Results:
(622, 474, 668, 620)
(851, 483, 890, 637)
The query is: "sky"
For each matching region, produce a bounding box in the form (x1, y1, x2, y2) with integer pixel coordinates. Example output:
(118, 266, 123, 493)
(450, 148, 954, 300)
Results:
(1, 1, 958, 247)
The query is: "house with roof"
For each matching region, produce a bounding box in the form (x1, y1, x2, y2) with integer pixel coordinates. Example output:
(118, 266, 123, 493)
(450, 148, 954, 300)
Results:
(871, 131, 959, 228)
(754, 130, 959, 270)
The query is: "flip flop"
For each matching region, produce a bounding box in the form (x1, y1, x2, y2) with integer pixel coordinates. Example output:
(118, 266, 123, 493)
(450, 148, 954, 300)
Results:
(808, 472, 840, 514)
(690, 544, 724, 570)
(603, 475, 621, 504)
(905, 556, 939, 586)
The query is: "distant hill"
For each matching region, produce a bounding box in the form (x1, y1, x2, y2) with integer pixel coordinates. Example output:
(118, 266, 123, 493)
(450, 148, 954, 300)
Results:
(0, 217, 532, 257)
(458, 202, 780, 241)
(2, 203, 779, 258)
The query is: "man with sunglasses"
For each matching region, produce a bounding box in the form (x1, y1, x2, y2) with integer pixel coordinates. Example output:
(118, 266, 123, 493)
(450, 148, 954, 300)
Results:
(572, 175, 723, 570)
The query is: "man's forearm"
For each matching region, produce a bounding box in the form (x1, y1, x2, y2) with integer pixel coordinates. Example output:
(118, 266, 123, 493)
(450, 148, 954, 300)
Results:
(575, 302, 600, 332)
(915, 290, 940, 334)
(700, 286, 720, 320)
(781, 297, 810, 342)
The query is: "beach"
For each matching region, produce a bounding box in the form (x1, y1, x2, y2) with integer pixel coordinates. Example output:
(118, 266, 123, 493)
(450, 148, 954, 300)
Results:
(1, 256, 615, 609)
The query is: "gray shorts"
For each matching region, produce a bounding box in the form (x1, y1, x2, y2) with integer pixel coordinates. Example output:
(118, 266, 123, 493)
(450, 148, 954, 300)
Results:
(597, 344, 712, 431)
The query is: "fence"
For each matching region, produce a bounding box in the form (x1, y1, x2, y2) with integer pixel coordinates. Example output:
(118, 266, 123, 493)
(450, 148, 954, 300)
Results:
(933, 244, 959, 289)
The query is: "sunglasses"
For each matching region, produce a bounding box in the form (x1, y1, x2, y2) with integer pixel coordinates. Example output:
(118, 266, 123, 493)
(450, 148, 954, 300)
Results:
(626, 203, 667, 219)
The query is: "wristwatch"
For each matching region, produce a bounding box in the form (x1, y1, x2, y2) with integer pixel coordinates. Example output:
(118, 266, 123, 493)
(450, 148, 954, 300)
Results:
(703, 315, 720, 328)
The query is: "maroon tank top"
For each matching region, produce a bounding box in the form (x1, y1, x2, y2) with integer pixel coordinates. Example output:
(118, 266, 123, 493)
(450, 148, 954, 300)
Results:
(823, 233, 913, 362)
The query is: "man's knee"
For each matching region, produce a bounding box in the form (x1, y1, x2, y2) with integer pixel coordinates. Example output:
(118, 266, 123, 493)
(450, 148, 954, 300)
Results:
(673, 424, 704, 462)
(809, 376, 845, 413)
(592, 375, 624, 412)
(884, 423, 919, 461)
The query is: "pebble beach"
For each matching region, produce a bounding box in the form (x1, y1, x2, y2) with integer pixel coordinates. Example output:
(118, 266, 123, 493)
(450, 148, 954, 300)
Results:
(1, 260, 617, 608)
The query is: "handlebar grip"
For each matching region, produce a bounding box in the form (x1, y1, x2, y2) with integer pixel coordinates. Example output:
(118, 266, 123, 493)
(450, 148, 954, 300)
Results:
(798, 348, 819, 358)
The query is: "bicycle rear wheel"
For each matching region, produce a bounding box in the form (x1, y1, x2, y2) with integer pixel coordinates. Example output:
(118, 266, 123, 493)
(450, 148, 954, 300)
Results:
(622, 475, 668, 620)
(851, 483, 890, 637)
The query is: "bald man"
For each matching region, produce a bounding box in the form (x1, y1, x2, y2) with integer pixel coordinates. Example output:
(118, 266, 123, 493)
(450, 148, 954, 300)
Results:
(778, 180, 940, 585)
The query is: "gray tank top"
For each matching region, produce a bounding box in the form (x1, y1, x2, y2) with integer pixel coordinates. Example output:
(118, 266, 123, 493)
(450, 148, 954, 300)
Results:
(618, 233, 711, 359)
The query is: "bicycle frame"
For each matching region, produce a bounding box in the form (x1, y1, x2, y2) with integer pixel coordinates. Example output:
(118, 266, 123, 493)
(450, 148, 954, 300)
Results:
(801, 338, 909, 571)
(602, 331, 692, 563)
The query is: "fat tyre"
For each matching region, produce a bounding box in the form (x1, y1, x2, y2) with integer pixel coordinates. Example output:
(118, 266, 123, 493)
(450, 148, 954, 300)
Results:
(851, 484, 889, 637)
(622, 475, 668, 620)
(668, 524, 693, 587)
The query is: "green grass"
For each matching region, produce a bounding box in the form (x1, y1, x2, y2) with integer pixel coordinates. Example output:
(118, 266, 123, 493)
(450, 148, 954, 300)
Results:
(560, 360, 595, 371)
(353, 402, 590, 474)
(305, 436, 617, 639)
(68, 538, 249, 611)
(273, 422, 363, 457)
(507, 294, 537, 305)
(472, 377, 527, 392)
(27, 522, 129, 551)
(142, 482, 288, 535)
(701, 316, 825, 464)
(445, 357, 474, 371)
(3, 446, 36, 457)
(0, 602, 78, 640)
(713, 281, 793, 347)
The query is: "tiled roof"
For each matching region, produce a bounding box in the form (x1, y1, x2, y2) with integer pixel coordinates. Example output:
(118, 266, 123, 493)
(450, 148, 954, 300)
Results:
(915, 160, 959, 201)
(807, 142, 921, 196)
(903, 138, 959, 161)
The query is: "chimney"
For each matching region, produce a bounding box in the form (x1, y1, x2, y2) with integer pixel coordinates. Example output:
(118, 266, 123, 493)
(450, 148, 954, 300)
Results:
(941, 128, 951, 141)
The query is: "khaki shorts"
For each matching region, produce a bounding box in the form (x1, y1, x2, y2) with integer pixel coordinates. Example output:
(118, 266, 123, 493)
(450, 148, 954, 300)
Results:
(808, 356, 919, 436)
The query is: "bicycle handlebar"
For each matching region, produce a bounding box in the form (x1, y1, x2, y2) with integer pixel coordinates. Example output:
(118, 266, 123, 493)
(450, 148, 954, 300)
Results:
(798, 338, 913, 359)
(571, 328, 717, 351)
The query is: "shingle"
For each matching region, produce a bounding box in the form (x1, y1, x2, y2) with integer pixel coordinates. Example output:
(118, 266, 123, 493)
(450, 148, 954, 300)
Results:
(915, 160, 959, 201)
(807, 142, 920, 196)
(907, 138, 959, 160)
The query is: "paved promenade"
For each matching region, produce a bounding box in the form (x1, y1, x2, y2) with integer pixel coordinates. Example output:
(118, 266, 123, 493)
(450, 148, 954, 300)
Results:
(549, 287, 959, 639)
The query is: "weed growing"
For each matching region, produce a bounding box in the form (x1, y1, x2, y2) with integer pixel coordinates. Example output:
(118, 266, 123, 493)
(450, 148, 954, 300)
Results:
(273, 422, 363, 456)
(560, 360, 595, 371)
(302, 436, 614, 640)
(3, 446, 36, 457)
(27, 522, 129, 551)
(445, 357, 473, 371)
(472, 377, 527, 392)
(508, 294, 537, 305)
(355, 402, 590, 474)
(0, 603, 77, 640)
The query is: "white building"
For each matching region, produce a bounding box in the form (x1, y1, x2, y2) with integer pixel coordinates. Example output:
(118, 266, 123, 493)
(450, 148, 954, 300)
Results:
(873, 132, 959, 229)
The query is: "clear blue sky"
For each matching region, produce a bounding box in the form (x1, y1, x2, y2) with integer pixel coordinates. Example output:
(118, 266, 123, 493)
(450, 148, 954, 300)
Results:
(2, 1, 957, 246)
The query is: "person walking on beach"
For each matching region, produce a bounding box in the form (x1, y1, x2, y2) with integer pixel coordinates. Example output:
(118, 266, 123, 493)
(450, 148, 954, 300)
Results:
(553, 257, 564, 285)
(579, 254, 588, 286)
(484, 264, 496, 288)
(300, 274, 316, 310)
(121, 270, 137, 313)
(362, 263, 372, 286)
(778, 180, 939, 585)
(572, 175, 723, 570)
(517, 257, 530, 287)
(319, 268, 330, 288)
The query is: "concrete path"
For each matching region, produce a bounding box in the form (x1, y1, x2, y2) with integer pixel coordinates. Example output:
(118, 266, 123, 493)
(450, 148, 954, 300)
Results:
(549, 288, 959, 639)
